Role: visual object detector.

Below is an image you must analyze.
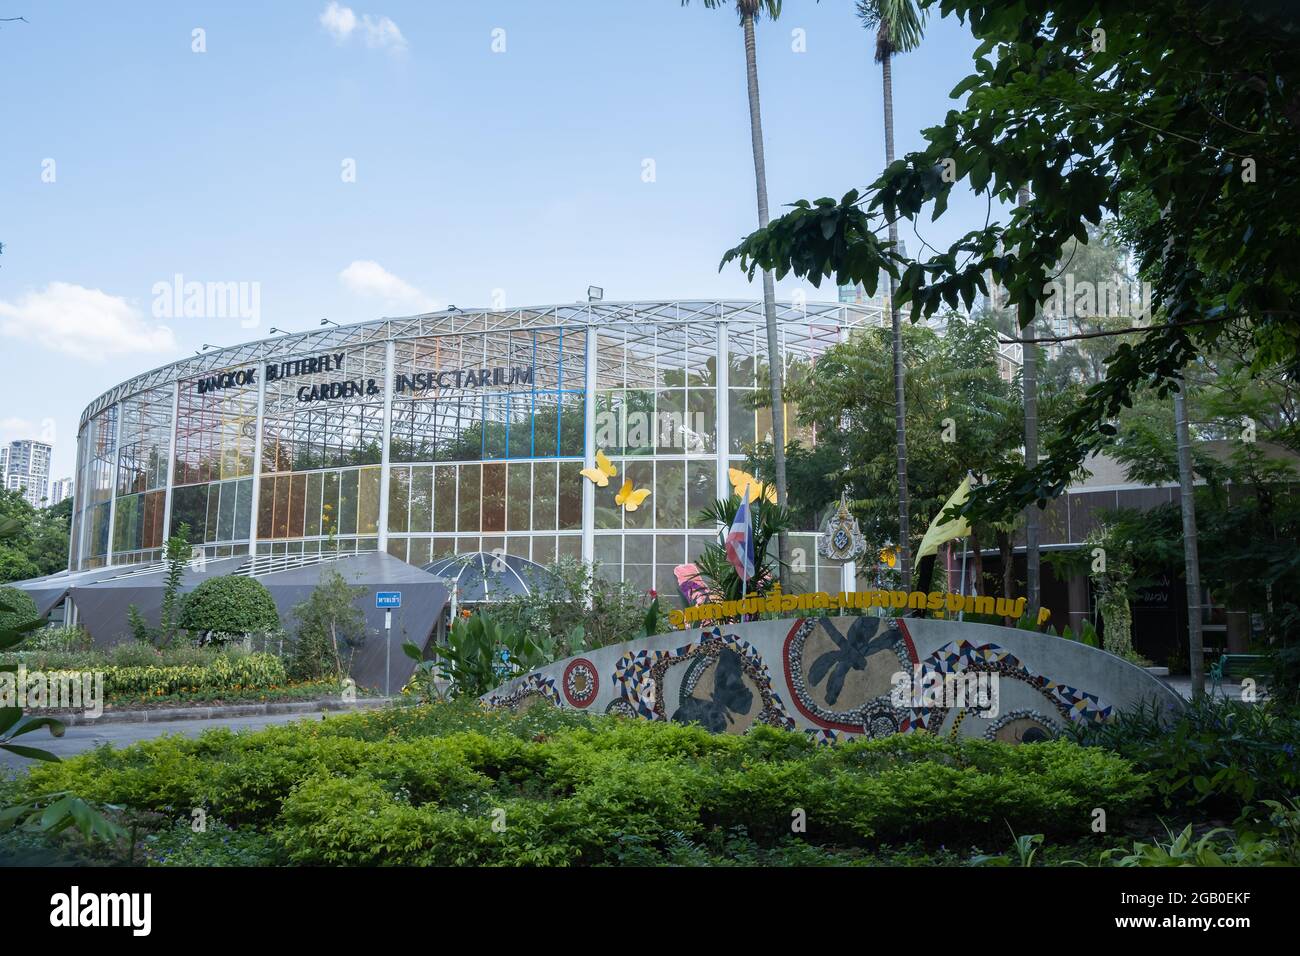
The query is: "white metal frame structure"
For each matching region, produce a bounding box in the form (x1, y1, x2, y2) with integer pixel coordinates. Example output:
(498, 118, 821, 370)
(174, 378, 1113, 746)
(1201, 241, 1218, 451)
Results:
(69, 300, 885, 596)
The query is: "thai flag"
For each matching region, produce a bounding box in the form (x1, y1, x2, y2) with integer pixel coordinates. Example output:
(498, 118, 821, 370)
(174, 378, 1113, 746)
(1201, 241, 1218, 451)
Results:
(725, 486, 756, 586)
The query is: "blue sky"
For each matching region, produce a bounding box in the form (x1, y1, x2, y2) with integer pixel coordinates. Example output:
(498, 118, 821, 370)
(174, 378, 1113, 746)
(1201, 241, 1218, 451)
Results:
(0, 1, 994, 479)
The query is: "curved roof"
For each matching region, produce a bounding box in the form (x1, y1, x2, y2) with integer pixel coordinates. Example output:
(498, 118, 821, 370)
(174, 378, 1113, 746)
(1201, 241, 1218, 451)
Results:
(78, 299, 883, 426)
(423, 552, 559, 603)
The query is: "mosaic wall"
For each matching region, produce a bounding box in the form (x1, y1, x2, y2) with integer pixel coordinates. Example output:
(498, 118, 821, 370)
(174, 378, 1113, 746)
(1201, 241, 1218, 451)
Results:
(483, 616, 1184, 744)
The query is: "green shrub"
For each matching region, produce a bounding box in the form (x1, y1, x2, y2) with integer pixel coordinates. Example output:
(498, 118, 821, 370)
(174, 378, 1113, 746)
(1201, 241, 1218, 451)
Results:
(90, 652, 287, 701)
(489, 556, 657, 652)
(1066, 696, 1300, 814)
(1103, 801, 1300, 867)
(430, 612, 554, 699)
(0, 585, 39, 631)
(127, 604, 154, 644)
(179, 576, 280, 640)
(141, 818, 283, 867)
(19, 704, 1152, 866)
(0, 642, 271, 672)
(1271, 644, 1300, 708)
(25, 625, 93, 653)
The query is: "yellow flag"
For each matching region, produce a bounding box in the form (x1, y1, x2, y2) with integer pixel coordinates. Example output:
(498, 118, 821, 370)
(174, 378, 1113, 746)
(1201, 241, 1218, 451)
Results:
(917, 474, 973, 559)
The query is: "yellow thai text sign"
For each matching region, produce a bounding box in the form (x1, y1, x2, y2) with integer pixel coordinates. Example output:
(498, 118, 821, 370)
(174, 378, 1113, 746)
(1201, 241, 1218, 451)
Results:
(668, 587, 1035, 629)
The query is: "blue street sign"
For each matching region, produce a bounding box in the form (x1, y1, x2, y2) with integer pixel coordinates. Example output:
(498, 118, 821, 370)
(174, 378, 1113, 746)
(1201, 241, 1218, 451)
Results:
(376, 591, 402, 609)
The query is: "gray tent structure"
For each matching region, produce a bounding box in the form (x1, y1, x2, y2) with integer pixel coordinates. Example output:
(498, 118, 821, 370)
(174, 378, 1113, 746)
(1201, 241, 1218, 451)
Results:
(66, 555, 249, 639)
(8, 564, 143, 620)
(242, 552, 449, 693)
(13, 551, 449, 693)
(423, 552, 559, 603)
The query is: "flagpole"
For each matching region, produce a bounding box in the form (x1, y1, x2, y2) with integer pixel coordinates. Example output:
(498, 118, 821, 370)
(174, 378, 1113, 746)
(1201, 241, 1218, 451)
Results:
(741, 483, 750, 618)
(958, 539, 969, 621)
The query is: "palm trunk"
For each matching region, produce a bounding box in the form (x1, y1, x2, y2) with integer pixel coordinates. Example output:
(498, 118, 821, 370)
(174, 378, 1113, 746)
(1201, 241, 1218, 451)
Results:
(1174, 378, 1205, 695)
(741, 11, 789, 585)
(1158, 201, 1205, 696)
(1018, 186, 1041, 619)
(881, 40, 911, 584)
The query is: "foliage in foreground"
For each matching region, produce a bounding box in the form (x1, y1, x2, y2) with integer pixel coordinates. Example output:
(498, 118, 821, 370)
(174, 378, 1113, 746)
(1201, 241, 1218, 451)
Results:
(13, 702, 1152, 866)
(1065, 697, 1300, 816)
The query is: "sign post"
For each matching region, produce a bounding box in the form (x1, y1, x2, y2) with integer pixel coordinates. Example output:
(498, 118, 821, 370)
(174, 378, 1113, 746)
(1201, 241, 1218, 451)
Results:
(376, 592, 402, 696)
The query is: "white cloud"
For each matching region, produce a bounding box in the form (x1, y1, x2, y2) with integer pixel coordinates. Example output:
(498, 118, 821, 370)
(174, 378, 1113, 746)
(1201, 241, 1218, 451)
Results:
(0, 282, 176, 362)
(320, 2, 357, 41)
(319, 3, 406, 54)
(339, 260, 437, 312)
(361, 15, 405, 52)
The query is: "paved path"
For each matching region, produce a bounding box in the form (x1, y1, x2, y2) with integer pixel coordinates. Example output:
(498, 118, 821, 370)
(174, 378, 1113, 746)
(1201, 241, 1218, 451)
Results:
(1160, 674, 1264, 702)
(1, 709, 349, 774)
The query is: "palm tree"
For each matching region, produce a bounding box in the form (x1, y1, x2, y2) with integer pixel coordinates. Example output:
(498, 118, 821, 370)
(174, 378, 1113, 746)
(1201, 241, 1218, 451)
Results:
(694, 493, 793, 603)
(684, 0, 790, 582)
(1018, 185, 1041, 618)
(856, 0, 926, 584)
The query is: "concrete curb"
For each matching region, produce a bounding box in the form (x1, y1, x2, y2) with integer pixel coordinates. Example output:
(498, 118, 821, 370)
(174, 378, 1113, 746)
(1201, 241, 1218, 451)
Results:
(51, 696, 398, 727)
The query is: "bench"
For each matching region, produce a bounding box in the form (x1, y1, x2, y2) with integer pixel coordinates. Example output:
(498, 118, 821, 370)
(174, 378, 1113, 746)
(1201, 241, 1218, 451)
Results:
(1208, 653, 1270, 694)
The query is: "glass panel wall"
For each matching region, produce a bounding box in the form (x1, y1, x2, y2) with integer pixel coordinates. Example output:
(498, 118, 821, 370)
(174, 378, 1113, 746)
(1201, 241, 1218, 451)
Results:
(68, 304, 869, 572)
(112, 386, 172, 559)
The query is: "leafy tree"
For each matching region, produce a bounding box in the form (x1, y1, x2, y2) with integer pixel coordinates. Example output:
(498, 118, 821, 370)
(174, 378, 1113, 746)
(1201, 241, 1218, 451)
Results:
(289, 569, 366, 681)
(0, 490, 71, 583)
(720, 0, 1300, 526)
(1038, 221, 1138, 392)
(156, 524, 191, 647)
(178, 575, 280, 643)
(749, 315, 1041, 598)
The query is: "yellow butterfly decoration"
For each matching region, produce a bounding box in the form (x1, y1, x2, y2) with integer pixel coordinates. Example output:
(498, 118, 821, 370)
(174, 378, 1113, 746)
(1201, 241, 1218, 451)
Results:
(615, 478, 651, 512)
(879, 547, 898, 569)
(727, 467, 777, 504)
(580, 449, 618, 487)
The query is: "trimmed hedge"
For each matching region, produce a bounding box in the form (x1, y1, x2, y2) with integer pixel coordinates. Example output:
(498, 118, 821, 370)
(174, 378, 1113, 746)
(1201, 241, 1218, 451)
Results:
(21, 703, 1153, 865)
(179, 576, 280, 637)
(33, 652, 288, 701)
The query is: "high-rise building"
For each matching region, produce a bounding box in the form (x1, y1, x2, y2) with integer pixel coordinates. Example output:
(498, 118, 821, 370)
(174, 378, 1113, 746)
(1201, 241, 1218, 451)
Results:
(4, 440, 53, 507)
(50, 477, 75, 505)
